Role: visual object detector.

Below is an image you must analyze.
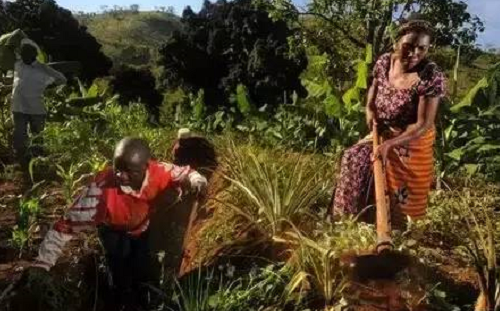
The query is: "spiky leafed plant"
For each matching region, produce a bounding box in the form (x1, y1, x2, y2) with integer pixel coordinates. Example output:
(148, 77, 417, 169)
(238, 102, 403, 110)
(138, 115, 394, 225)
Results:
(455, 190, 500, 311)
(221, 142, 332, 236)
(285, 217, 377, 306)
(170, 268, 217, 311)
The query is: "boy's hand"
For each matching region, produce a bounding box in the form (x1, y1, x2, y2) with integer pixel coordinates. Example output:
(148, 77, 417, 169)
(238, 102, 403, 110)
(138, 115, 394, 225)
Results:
(191, 174, 208, 204)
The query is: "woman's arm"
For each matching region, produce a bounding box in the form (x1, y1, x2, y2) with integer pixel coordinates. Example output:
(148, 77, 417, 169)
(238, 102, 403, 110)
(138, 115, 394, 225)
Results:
(373, 95, 439, 164)
(386, 95, 439, 147)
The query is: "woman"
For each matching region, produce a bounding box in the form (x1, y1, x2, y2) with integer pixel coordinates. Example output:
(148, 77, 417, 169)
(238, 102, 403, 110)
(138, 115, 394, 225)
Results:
(332, 20, 445, 226)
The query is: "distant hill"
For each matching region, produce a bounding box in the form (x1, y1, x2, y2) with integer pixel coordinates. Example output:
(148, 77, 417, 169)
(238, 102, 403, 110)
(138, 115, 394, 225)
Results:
(77, 11, 182, 67)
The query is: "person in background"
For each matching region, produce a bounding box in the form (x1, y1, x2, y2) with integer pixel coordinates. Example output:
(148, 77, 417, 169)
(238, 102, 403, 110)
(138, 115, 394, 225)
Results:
(172, 128, 218, 181)
(11, 39, 66, 169)
(331, 19, 445, 228)
(30, 137, 208, 311)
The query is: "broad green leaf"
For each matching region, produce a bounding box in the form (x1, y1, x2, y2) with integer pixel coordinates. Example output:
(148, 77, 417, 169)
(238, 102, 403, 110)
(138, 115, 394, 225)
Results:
(87, 83, 99, 98)
(304, 79, 331, 98)
(478, 144, 500, 152)
(464, 164, 479, 177)
(451, 77, 488, 112)
(355, 61, 368, 89)
(342, 87, 360, 105)
(324, 93, 342, 118)
(365, 43, 373, 64)
(444, 123, 455, 141)
(446, 148, 464, 161)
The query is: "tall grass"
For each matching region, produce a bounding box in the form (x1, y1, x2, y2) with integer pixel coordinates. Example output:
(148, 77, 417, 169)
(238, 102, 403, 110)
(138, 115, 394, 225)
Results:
(168, 264, 302, 311)
(286, 217, 377, 305)
(170, 268, 217, 311)
(414, 184, 500, 310)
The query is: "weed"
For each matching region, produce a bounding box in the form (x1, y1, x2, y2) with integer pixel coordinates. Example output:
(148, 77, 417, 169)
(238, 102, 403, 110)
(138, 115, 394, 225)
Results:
(11, 195, 42, 254)
(56, 162, 88, 204)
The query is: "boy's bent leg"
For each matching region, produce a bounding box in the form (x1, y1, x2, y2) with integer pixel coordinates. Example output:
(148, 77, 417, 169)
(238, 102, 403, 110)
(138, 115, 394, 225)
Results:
(98, 226, 133, 309)
(130, 229, 155, 308)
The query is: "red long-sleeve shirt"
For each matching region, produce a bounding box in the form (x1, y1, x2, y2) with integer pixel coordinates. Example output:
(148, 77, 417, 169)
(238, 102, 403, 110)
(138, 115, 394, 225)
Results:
(35, 160, 207, 270)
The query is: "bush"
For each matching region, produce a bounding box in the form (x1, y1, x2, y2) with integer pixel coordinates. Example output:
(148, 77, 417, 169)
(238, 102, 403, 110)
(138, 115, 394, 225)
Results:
(110, 65, 163, 123)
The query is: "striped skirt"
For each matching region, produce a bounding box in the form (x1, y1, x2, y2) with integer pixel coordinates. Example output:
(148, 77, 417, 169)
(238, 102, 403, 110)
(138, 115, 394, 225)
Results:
(332, 127, 436, 222)
(385, 128, 436, 220)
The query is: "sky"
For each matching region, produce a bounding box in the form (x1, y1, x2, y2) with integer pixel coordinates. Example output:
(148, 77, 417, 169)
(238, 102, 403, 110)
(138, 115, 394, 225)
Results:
(56, 0, 500, 47)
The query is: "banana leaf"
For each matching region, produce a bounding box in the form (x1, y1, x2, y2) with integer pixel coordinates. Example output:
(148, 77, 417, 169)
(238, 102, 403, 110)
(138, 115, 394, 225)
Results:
(0, 29, 28, 72)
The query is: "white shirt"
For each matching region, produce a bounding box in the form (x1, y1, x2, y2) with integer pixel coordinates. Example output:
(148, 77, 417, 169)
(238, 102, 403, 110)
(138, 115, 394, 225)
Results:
(11, 60, 65, 115)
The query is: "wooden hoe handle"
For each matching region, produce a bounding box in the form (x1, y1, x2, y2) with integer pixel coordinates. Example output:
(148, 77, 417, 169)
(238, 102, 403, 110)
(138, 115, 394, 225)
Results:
(372, 125, 393, 253)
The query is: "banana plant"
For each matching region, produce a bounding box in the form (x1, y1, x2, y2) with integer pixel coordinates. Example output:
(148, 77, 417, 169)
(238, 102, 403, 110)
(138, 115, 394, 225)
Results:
(46, 79, 117, 123)
(437, 50, 500, 181)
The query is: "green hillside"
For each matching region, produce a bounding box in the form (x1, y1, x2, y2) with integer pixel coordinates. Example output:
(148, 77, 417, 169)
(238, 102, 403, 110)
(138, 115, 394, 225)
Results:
(77, 11, 182, 66)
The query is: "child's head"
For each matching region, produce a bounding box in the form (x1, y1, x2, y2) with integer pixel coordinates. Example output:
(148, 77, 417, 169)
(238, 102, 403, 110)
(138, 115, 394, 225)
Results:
(20, 41, 38, 65)
(172, 129, 218, 179)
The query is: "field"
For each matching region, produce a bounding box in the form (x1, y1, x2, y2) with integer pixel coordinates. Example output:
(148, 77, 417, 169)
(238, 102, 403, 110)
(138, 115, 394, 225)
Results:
(2, 1, 500, 311)
(0, 92, 499, 310)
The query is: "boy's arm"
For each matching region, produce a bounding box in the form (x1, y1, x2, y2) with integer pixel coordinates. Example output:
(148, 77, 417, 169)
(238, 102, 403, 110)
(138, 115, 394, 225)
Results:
(173, 165, 207, 194)
(162, 164, 208, 197)
(34, 181, 103, 270)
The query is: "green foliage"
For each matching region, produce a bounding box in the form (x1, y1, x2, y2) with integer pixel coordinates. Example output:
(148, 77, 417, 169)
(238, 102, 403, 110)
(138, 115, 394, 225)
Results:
(233, 84, 252, 115)
(300, 45, 370, 148)
(212, 264, 303, 310)
(192, 89, 206, 121)
(170, 264, 304, 311)
(161, 87, 188, 124)
(55, 162, 87, 204)
(412, 185, 500, 309)
(222, 143, 332, 235)
(0, 84, 13, 160)
(265, 0, 483, 54)
(44, 79, 115, 123)
(287, 216, 377, 304)
(11, 193, 42, 252)
(440, 62, 500, 180)
(158, 0, 308, 111)
(171, 268, 216, 311)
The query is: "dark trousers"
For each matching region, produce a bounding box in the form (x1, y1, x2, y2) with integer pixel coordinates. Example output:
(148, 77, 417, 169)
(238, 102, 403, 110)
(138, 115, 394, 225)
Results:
(12, 112, 45, 168)
(98, 226, 154, 310)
